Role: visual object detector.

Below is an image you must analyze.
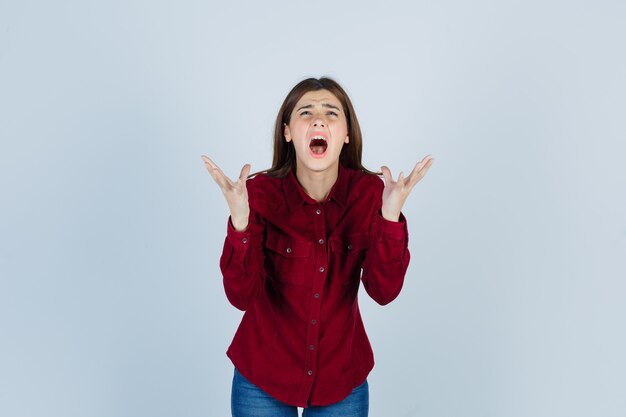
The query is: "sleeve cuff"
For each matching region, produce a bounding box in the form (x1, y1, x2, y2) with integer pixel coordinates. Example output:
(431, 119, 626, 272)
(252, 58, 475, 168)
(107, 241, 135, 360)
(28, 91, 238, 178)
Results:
(226, 216, 252, 249)
(378, 210, 409, 240)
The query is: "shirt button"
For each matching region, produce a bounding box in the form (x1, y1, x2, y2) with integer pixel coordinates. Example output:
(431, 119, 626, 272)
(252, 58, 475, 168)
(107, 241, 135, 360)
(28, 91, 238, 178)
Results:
(311, 319, 317, 325)
(286, 247, 292, 253)
(309, 345, 315, 350)
(307, 370, 313, 376)
(347, 244, 353, 250)
(242, 238, 247, 244)
(318, 239, 324, 244)
(315, 209, 321, 215)
(319, 267, 325, 273)
(314, 293, 320, 299)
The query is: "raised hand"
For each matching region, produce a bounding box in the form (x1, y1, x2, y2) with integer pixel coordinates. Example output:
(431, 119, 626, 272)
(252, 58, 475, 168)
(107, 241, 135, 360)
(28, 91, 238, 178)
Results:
(380, 155, 434, 222)
(202, 155, 251, 231)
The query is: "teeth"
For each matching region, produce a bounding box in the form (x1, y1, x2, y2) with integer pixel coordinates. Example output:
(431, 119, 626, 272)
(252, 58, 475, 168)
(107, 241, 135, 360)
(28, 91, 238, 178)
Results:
(310, 136, 327, 141)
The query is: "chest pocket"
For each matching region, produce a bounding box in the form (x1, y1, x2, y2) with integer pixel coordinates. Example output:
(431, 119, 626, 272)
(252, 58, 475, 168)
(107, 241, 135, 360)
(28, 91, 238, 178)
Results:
(329, 233, 370, 286)
(265, 234, 312, 285)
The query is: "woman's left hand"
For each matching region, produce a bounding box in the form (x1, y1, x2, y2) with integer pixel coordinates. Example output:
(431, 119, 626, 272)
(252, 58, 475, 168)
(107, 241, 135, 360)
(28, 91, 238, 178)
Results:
(380, 155, 434, 222)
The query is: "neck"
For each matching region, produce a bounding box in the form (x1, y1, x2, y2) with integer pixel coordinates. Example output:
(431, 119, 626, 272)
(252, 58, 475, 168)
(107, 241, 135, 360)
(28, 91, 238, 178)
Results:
(295, 163, 340, 203)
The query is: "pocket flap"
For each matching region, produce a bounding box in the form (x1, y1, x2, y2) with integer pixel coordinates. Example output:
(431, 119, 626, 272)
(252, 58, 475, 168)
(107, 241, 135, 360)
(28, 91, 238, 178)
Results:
(330, 233, 370, 254)
(266, 234, 312, 258)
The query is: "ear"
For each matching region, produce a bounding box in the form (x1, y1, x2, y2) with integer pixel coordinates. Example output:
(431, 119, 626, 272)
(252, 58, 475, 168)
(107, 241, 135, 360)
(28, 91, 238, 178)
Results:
(344, 135, 349, 144)
(284, 123, 292, 142)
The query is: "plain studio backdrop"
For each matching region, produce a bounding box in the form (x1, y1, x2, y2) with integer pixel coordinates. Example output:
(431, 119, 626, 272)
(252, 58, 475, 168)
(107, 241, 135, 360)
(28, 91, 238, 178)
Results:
(1, 1, 625, 416)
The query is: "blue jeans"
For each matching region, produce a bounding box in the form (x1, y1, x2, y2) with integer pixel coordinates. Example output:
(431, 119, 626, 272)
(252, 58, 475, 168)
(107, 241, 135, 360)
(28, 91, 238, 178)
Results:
(231, 368, 369, 417)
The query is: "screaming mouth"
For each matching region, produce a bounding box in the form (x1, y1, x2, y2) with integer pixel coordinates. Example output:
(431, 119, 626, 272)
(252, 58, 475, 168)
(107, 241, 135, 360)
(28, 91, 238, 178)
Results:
(309, 137, 328, 154)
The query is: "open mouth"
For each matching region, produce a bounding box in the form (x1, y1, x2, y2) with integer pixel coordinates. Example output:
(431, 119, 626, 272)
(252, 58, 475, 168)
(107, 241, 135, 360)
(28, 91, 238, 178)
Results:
(309, 136, 328, 155)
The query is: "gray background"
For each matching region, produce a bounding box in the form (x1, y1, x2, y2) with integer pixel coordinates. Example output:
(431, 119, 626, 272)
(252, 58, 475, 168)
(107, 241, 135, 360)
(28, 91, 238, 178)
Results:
(1, 0, 625, 416)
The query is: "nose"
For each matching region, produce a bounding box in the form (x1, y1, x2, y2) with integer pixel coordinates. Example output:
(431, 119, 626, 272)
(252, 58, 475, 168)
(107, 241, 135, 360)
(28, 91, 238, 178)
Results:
(313, 118, 326, 128)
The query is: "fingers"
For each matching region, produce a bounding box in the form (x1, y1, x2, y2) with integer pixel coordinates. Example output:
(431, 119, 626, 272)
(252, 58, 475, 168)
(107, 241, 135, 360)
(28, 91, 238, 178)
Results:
(380, 165, 393, 185)
(201, 154, 216, 170)
(202, 155, 224, 182)
(406, 160, 426, 186)
(202, 155, 222, 181)
(238, 163, 251, 184)
(384, 154, 435, 190)
(417, 155, 434, 179)
(412, 155, 433, 174)
(202, 155, 243, 192)
(202, 154, 226, 167)
(202, 155, 253, 194)
(202, 155, 223, 175)
(406, 162, 420, 182)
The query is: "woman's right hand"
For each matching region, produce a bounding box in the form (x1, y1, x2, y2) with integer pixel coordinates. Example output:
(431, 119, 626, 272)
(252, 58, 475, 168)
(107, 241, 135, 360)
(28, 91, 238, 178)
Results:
(202, 155, 251, 231)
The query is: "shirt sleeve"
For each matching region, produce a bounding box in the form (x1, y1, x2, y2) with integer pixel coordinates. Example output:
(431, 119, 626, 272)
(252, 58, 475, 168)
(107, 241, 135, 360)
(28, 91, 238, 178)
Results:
(361, 177, 411, 305)
(219, 181, 266, 311)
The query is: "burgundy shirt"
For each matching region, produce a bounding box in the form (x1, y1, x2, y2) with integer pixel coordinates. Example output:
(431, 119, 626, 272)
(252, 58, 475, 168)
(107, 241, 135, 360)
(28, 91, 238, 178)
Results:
(220, 163, 410, 407)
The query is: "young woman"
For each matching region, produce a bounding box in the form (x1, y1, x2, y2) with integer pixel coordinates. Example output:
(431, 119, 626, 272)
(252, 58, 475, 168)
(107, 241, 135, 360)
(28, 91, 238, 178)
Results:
(202, 77, 433, 417)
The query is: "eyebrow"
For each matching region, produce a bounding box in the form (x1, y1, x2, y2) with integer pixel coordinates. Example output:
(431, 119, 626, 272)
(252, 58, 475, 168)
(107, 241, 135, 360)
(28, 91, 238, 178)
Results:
(296, 103, 341, 112)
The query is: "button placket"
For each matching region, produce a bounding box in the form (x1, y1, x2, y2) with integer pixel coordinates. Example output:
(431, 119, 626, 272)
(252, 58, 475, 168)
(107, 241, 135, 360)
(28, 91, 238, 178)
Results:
(303, 203, 327, 388)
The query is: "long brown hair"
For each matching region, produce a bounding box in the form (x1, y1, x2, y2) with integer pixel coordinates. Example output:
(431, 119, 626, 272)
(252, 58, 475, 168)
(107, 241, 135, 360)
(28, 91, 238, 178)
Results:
(251, 77, 379, 178)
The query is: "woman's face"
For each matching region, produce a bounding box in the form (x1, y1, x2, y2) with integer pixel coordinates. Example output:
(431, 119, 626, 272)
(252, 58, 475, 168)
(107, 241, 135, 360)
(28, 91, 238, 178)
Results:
(284, 89, 349, 175)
